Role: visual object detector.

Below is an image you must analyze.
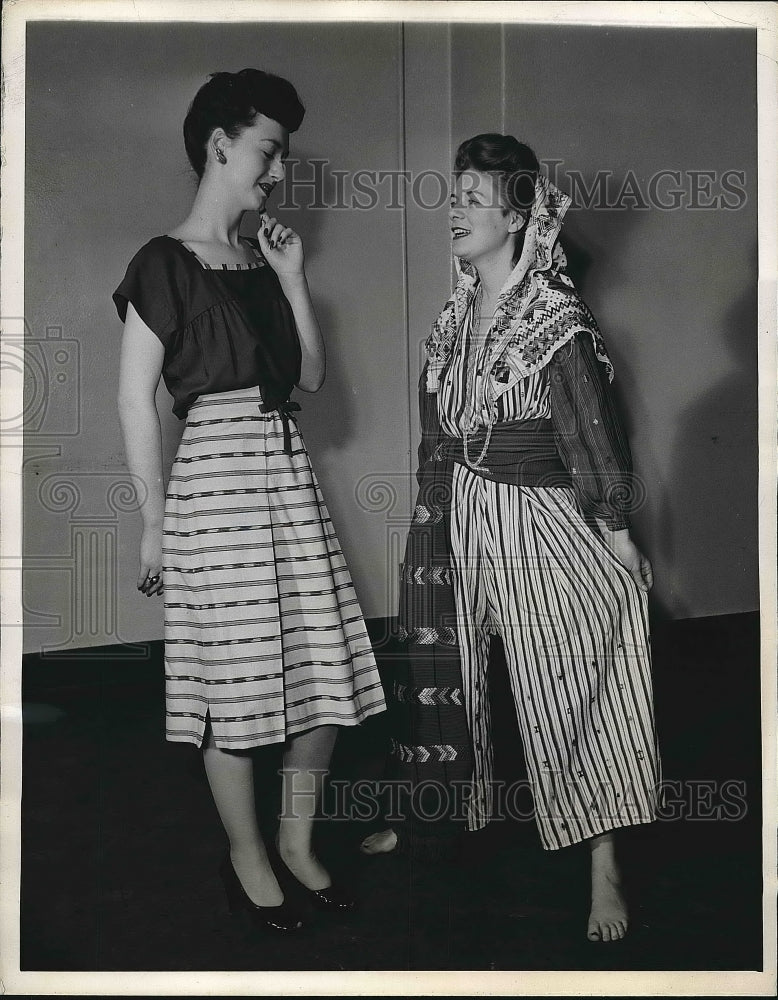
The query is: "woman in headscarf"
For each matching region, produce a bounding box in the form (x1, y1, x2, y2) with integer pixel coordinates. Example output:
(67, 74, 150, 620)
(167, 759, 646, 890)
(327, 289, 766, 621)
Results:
(362, 134, 661, 943)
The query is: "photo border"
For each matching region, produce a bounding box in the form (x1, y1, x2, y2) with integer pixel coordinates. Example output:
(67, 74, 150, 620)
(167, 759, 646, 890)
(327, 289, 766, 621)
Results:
(1, 1, 776, 995)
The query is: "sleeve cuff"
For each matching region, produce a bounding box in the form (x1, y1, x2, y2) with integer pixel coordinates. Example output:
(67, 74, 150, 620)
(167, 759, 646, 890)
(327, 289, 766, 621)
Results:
(601, 516, 630, 532)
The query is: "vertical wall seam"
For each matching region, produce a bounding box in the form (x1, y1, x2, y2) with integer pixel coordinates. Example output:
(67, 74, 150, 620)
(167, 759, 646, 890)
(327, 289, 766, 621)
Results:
(447, 22, 453, 289)
(399, 22, 412, 524)
(501, 22, 506, 133)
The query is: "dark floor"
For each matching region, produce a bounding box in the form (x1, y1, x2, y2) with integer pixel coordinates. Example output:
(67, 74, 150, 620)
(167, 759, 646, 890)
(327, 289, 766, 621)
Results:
(20, 612, 763, 971)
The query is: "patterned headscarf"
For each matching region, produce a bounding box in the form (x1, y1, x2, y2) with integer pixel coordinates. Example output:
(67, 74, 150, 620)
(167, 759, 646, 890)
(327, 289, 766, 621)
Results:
(424, 173, 614, 407)
(424, 174, 613, 469)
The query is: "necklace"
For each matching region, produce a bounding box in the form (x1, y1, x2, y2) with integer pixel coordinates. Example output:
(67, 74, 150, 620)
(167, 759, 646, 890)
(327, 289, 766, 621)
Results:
(462, 284, 496, 470)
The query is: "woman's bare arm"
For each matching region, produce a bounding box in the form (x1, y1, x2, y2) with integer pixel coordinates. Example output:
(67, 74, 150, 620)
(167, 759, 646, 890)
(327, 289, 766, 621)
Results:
(117, 302, 166, 595)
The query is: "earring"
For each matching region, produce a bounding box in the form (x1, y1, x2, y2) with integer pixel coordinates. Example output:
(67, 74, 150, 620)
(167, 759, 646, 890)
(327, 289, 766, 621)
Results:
(215, 147, 227, 164)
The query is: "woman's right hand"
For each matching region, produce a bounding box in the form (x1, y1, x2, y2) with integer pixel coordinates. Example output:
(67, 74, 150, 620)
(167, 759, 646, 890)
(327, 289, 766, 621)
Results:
(607, 530, 653, 594)
(137, 524, 164, 597)
(257, 213, 304, 276)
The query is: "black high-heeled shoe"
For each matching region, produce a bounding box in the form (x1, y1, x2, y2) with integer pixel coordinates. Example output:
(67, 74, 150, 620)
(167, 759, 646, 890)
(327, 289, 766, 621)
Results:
(219, 853, 304, 933)
(274, 848, 356, 912)
(303, 880, 355, 912)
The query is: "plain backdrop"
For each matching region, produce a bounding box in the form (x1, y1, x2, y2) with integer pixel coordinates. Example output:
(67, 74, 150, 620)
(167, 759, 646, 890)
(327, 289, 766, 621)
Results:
(22, 21, 758, 653)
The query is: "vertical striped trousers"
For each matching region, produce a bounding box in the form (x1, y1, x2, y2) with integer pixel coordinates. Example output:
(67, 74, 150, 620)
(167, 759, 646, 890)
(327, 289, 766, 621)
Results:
(450, 462, 661, 850)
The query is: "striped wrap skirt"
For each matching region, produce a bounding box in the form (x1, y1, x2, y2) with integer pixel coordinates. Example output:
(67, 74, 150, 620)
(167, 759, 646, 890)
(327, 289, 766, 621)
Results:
(162, 385, 386, 749)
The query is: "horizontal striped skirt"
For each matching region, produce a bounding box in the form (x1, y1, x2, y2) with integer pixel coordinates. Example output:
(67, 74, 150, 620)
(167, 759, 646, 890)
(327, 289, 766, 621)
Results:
(451, 462, 661, 849)
(162, 386, 386, 749)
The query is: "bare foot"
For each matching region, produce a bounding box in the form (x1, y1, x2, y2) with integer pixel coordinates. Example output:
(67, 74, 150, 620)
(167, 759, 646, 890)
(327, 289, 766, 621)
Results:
(587, 833, 628, 942)
(359, 828, 398, 855)
(588, 869, 629, 942)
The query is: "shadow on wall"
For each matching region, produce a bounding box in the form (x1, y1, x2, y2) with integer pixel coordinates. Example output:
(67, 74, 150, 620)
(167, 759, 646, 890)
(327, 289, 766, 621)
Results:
(271, 150, 360, 455)
(668, 246, 759, 616)
(561, 204, 678, 619)
(563, 199, 758, 621)
(293, 295, 358, 455)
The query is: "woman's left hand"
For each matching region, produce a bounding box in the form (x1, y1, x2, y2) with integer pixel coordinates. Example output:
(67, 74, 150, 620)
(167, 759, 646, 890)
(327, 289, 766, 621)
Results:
(257, 213, 304, 276)
(611, 535, 654, 593)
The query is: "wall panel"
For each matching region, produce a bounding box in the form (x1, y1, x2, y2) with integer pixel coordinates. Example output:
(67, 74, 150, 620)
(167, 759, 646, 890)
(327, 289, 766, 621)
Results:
(500, 25, 758, 618)
(22, 21, 759, 654)
(23, 22, 408, 651)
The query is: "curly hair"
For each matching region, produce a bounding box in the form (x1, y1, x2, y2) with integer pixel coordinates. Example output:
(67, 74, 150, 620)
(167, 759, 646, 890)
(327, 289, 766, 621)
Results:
(454, 133, 539, 215)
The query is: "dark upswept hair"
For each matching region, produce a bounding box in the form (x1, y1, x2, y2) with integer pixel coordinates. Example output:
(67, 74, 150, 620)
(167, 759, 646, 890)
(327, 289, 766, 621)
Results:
(454, 133, 539, 215)
(183, 68, 305, 179)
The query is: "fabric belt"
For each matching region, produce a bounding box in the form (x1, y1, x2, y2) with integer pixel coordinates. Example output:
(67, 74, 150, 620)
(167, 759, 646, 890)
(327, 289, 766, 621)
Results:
(260, 398, 301, 456)
(439, 418, 569, 487)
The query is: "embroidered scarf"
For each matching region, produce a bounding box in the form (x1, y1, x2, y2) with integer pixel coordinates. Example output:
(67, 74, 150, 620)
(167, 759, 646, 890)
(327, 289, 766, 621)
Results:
(425, 174, 614, 471)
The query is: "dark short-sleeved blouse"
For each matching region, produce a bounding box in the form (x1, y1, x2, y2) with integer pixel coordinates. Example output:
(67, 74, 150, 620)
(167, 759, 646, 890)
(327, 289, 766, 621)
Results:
(113, 236, 301, 418)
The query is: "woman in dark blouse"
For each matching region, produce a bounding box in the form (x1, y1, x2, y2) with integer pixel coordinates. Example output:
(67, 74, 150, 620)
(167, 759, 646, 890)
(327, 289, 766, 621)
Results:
(361, 135, 661, 944)
(115, 69, 385, 934)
